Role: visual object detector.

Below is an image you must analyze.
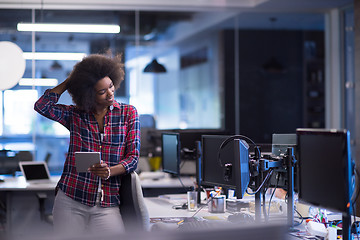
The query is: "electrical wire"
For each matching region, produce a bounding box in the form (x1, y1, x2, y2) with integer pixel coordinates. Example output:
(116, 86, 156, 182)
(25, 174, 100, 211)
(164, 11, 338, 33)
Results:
(351, 167, 360, 204)
(267, 172, 280, 217)
(179, 159, 186, 169)
(283, 190, 305, 227)
(172, 175, 199, 210)
(262, 190, 268, 221)
(172, 203, 187, 210)
(262, 171, 276, 220)
(246, 169, 274, 195)
(176, 174, 191, 192)
(350, 202, 360, 239)
(336, 220, 342, 227)
(293, 208, 304, 226)
(217, 134, 260, 167)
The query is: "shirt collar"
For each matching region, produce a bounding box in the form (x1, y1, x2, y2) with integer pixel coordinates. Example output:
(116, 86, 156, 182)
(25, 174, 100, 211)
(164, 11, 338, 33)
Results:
(111, 101, 120, 111)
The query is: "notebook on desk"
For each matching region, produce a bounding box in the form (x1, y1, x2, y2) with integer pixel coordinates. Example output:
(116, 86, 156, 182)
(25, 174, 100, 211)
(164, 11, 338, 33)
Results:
(19, 161, 54, 184)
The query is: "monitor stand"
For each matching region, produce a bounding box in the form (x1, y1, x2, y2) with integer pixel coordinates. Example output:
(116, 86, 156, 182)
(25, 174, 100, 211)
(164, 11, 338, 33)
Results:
(342, 213, 351, 240)
(253, 147, 298, 232)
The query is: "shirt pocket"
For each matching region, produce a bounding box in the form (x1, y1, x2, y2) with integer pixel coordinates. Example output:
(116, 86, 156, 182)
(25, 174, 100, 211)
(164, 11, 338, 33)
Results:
(109, 121, 127, 145)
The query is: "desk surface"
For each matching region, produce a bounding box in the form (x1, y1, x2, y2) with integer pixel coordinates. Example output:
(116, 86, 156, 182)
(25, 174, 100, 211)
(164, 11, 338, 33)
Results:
(0, 176, 60, 191)
(144, 194, 229, 219)
(140, 176, 195, 188)
(144, 193, 289, 219)
(0, 176, 346, 240)
(0, 173, 194, 191)
(144, 194, 351, 240)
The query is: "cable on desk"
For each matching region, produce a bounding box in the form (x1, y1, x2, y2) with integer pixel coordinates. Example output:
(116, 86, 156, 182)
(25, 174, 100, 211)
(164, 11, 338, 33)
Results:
(351, 204, 359, 239)
(266, 172, 280, 220)
(262, 190, 267, 221)
(351, 167, 360, 204)
(293, 208, 304, 227)
(262, 170, 278, 220)
(246, 169, 274, 195)
(176, 175, 194, 193)
(171, 175, 197, 210)
(172, 203, 187, 210)
(179, 160, 186, 170)
(283, 192, 307, 227)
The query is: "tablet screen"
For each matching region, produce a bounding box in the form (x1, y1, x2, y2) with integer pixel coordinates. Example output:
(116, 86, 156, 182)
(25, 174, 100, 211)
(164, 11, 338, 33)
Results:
(75, 152, 101, 172)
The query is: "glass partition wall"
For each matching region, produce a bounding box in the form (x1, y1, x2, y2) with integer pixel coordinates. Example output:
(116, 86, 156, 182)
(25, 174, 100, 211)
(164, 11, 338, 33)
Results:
(0, 5, 346, 173)
(0, 9, 227, 172)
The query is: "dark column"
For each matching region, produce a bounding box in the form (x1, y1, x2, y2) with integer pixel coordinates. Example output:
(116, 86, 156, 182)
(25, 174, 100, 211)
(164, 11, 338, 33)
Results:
(354, 0, 360, 217)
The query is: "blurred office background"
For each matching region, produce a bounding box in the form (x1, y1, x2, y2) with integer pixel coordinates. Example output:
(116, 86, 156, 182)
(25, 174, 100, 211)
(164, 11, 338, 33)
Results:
(0, 0, 355, 174)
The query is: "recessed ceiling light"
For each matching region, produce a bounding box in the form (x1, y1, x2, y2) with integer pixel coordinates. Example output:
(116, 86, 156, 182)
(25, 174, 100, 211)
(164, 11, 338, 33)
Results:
(23, 52, 86, 61)
(17, 23, 120, 34)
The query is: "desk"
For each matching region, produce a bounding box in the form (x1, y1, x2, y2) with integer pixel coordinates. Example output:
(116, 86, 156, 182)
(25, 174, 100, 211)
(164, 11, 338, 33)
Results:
(0, 176, 311, 240)
(0, 175, 59, 190)
(144, 194, 350, 240)
(140, 175, 195, 197)
(0, 175, 59, 238)
(0, 174, 194, 237)
(0, 176, 292, 240)
(0, 174, 194, 191)
(145, 194, 229, 219)
(144, 194, 290, 240)
(144, 193, 290, 220)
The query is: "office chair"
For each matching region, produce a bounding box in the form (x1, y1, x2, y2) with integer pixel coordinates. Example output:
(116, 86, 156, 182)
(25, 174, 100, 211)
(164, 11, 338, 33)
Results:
(119, 171, 150, 232)
(16, 151, 33, 162)
(139, 114, 156, 128)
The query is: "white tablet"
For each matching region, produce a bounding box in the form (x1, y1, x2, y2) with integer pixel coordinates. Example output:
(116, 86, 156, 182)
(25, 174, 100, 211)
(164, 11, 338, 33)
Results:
(75, 152, 101, 172)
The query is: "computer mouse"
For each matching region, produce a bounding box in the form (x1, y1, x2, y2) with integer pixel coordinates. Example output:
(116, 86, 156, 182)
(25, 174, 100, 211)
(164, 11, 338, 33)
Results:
(227, 212, 254, 223)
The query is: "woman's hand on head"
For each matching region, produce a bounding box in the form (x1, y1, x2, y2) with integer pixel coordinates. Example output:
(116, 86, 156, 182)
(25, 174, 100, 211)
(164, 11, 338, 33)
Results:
(51, 77, 71, 95)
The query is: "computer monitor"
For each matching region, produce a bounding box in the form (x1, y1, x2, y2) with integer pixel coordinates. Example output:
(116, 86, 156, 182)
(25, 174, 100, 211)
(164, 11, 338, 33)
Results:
(161, 132, 181, 175)
(297, 128, 353, 214)
(271, 133, 297, 157)
(201, 135, 250, 199)
(267, 133, 298, 192)
(177, 129, 229, 152)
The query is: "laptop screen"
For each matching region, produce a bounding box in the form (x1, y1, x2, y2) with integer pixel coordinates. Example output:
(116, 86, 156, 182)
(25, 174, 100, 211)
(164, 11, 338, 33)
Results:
(19, 162, 50, 181)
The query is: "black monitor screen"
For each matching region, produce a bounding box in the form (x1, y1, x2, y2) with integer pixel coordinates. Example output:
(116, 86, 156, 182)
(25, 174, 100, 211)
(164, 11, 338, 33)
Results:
(178, 130, 229, 151)
(161, 133, 180, 175)
(297, 129, 353, 213)
(201, 135, 250, 199)
(21, 164, 49, 180)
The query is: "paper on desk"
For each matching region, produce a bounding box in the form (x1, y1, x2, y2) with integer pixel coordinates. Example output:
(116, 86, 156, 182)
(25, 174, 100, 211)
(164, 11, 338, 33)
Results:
(202, 216, 227, 221)
(150, 217, 199, 224)
(158, 194, 188, 205)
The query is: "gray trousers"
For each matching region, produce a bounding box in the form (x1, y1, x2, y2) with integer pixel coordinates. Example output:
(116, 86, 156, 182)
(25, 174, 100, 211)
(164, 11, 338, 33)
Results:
(52, 189, 124, 238)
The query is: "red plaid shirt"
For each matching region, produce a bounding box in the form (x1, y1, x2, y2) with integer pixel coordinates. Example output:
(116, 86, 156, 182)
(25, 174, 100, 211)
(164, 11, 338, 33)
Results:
(34, 89, 140, 207)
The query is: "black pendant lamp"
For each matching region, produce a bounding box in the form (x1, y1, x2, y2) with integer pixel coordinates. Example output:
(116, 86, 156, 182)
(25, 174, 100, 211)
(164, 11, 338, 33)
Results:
(262, 57, 285, 73)
(143, 58, 166, 73)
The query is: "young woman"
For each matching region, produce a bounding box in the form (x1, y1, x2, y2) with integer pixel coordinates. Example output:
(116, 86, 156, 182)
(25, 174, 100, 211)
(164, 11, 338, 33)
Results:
(34, 54, 140, 237)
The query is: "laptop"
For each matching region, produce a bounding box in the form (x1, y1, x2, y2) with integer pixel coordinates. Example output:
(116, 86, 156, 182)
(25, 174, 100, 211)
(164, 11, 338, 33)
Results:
(19, 161, 54, 184)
